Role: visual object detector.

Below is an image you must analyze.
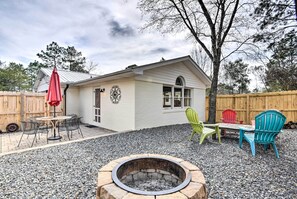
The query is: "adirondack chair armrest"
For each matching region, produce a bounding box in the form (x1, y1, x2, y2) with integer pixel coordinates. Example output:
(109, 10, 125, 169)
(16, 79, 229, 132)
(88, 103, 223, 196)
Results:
(204, 123, 219, 127)
(190, 121, 204, 126)
(239, 127, 254, 135)
(239, 127, 254, 131)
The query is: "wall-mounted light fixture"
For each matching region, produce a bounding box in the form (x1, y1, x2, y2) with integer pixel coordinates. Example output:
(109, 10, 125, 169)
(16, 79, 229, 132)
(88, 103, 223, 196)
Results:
(99, 88, 105, 93)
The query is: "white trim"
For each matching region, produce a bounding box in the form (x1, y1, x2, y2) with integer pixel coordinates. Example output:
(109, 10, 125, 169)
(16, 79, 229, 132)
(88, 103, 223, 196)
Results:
(135, 79, 207, 90)
(162, 108, 186, 114)
(162, 76, 192, 110)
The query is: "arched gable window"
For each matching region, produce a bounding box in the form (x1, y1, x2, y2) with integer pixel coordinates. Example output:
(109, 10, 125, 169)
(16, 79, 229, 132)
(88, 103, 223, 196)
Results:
(175, 76, 184, 86)
(163, 76, 191, 109)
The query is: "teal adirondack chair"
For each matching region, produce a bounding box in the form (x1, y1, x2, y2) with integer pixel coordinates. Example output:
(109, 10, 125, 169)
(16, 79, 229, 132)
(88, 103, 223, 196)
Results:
(239, 110, 286, 158)
(185, 107, 221, 144)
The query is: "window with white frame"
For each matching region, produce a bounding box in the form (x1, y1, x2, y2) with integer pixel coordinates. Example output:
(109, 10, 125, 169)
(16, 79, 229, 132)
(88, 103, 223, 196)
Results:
(163, 76, 191, 109)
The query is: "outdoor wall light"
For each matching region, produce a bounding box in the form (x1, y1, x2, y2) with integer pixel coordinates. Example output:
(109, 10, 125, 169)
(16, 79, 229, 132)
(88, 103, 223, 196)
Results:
(99, 88, 105, 93)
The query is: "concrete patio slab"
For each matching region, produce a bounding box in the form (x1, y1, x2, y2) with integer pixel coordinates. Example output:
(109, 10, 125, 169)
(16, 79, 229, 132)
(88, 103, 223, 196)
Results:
(0, 124, 117, 155)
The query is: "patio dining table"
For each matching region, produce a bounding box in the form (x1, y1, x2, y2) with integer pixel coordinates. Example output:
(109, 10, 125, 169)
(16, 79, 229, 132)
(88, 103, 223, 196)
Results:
(36, 116, 72, 141)
(216, 123, 254, 131)
(206, 123, 254, 139)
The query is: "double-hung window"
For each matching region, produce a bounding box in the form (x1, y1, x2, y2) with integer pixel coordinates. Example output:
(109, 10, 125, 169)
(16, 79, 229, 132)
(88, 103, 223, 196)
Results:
(163, 76, 191, 109)
(163, 86, 172, 108)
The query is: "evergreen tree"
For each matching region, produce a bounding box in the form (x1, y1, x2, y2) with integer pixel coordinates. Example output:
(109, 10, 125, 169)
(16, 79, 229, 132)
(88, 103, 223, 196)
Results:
(26, 60, 47, 90)
(0, 67, 10, 91)
(253, 0, 296, 48)
(223, 59, 250, 94)
(37, 41, 88, 73)
(265, 31, 297, 91)
(63, 46, 87, 73)
(37, 41, 64, 69)
(0, 62, 30, 91)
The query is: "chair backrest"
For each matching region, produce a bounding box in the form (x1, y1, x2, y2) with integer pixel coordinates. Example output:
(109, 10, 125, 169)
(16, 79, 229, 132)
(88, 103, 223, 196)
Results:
(67, 114, 78, 118)
(63, 116, 81, 131)
(222, 109, 237, 123)
(254, 110, 286, 144)
(21, 121, 38, 133)
(185, 107, 204, 133)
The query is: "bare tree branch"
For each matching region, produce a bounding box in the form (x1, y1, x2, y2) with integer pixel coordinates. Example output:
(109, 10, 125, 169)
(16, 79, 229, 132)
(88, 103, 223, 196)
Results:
(221, 0, 239, 45)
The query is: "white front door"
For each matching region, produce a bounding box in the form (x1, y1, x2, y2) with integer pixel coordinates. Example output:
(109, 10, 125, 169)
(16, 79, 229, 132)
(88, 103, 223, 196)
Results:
(94, 88, 101, 123)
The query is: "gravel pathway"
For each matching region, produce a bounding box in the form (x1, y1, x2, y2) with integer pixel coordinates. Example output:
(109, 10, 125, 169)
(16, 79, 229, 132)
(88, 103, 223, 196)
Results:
(0, 124, 296, 198)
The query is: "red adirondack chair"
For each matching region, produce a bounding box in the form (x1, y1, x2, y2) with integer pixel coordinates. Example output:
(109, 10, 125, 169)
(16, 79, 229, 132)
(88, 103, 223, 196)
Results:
(222, 109, 237, 124)
(221, 109, 239, 136)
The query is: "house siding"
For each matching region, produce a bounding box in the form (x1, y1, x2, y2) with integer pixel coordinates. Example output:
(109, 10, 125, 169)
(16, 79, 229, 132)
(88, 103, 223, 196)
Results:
(78, 87, 93, 124)
(36, 76, 50, 92)
(134, 63, 207, 130)
(66, 87, 80, 115)
(78, 77, 135, 132)
(135, 62, 206, 88)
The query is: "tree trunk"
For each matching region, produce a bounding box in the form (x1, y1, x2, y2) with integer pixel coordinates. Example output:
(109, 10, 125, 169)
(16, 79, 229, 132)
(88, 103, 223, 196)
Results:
(208, 55, 220, 123)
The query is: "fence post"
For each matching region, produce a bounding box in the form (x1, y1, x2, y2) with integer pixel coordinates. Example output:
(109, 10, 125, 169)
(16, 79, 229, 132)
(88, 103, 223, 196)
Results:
(232, 96, 235, 109)
(246, 94, 250, 124)
(45, 95, 49, 117)
(20, 92, 24, 122)
(265, 95, 268, 110)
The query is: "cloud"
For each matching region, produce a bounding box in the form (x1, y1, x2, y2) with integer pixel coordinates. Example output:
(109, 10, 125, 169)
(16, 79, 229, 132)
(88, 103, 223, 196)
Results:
(150, 47, 170, 54)
(0, 0, 194, 75)
(108, 19, 135, 37)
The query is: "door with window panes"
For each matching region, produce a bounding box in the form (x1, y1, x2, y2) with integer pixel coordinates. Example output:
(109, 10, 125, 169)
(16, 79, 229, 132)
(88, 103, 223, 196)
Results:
(94, 88, 101, 123)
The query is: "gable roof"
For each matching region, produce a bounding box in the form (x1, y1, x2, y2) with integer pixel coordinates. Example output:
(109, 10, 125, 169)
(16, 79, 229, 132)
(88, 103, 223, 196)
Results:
(73, 55, 211, 87)
(40, 68, 95, 83)
(33, 68, 96, 92)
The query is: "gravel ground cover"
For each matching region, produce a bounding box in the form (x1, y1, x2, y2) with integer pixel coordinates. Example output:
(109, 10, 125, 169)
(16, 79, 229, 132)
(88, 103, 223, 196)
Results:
(0, 124, 296, 198)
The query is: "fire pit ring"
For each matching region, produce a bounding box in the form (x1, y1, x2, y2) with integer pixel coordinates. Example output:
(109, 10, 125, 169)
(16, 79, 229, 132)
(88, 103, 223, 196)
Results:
(97, 154, 207, 199)
(112, 156, 191, 195)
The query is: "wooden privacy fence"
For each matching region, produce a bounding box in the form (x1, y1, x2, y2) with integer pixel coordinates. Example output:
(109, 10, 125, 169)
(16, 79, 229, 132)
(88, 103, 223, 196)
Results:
(206, 90, 297, 124)
(0, 91, 63, 132)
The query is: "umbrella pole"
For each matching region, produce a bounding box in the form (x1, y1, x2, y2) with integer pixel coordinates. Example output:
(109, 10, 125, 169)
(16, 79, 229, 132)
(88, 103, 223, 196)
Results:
(53, 106, 56, 137)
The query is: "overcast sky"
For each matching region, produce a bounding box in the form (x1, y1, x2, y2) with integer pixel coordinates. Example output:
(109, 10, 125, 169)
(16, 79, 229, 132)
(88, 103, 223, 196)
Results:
(0, 0, 194, 74)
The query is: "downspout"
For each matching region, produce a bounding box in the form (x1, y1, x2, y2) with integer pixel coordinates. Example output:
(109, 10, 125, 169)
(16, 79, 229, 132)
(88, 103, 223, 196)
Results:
(64, 84, 70, 115)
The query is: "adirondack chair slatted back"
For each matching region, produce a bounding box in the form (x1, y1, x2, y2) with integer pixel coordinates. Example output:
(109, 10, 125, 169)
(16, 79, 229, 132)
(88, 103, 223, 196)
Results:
(222, 109, 237, 123)
(254, 110, 286, 144)
(185, 108, 204, 133)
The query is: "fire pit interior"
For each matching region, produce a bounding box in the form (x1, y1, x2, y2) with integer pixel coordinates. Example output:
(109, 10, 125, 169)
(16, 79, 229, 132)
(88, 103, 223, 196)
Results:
(112, 157, 191, 195)
(97, 154, 207, 199)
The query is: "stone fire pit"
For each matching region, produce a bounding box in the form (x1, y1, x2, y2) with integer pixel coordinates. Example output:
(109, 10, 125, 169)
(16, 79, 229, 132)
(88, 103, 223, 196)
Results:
(97, 154, 207, 199)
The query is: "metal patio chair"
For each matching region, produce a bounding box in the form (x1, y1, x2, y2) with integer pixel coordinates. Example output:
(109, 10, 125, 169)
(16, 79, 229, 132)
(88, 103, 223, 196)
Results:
(17, 121, 46, 147)
(29, 116, 50, 142)
(58, 116, 84, 140)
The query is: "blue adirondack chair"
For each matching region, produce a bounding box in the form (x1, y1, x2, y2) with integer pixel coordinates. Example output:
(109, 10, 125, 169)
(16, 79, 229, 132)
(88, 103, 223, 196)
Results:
(239, 110, 286, 158)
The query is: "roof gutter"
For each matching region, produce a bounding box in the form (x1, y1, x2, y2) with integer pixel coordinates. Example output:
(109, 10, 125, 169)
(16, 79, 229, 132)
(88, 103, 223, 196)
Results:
(73, 69, 134, 86)
(63, 84, 70, 115)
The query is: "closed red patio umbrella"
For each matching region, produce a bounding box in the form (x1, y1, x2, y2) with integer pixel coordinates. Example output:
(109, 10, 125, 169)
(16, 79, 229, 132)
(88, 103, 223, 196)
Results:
(47, 66, 62, 117)
(46, 66, 62, 140)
